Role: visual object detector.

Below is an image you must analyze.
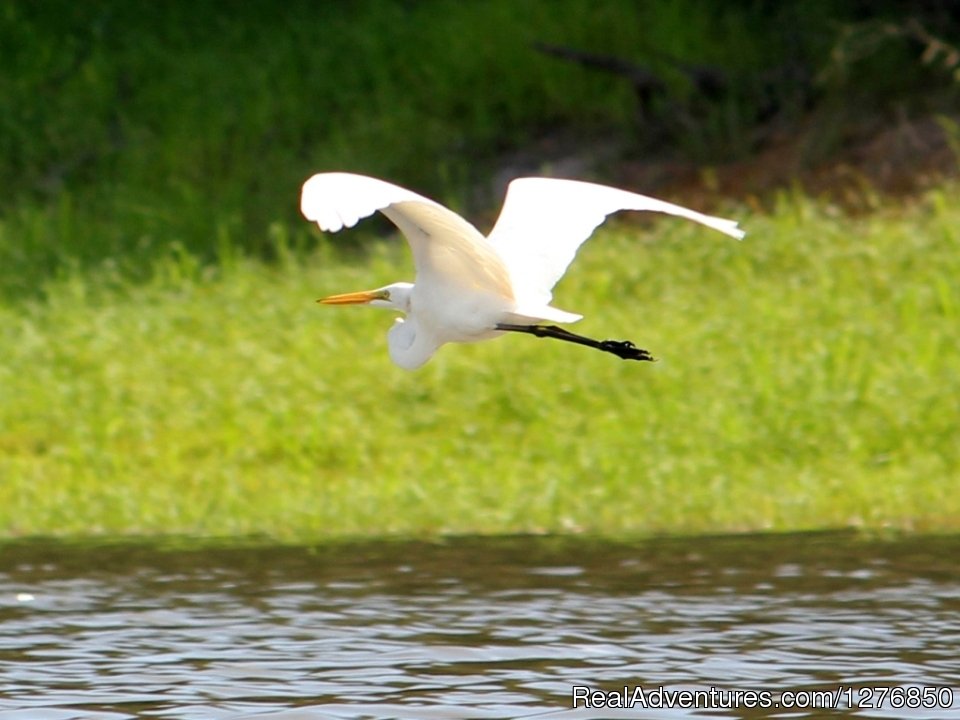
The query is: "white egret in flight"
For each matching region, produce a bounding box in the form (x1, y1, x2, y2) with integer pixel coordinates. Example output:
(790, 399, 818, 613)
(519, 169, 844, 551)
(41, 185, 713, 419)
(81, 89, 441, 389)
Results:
(301, 172, 744, 370)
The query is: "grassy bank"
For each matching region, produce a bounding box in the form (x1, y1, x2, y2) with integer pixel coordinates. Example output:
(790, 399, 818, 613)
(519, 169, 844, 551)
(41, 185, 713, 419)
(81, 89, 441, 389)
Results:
(3, 1, 959, 540)
(2, 187, 958, 539)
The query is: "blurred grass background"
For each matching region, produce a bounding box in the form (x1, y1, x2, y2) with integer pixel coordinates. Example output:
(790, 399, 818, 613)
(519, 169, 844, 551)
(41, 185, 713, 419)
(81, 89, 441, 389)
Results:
(1, 0, 958, 539)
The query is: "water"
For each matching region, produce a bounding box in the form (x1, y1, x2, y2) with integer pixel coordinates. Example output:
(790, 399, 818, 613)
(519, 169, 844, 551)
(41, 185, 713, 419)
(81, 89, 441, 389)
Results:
(1, 532, 958, 719)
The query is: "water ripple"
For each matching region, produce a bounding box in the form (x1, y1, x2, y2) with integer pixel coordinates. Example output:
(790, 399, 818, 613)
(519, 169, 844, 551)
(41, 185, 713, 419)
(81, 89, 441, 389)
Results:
(1, 533, 958, 719)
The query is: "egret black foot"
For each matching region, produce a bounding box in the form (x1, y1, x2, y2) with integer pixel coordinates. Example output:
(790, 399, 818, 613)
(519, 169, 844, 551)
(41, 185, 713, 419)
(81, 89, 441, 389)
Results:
(599, 339, 655, 362)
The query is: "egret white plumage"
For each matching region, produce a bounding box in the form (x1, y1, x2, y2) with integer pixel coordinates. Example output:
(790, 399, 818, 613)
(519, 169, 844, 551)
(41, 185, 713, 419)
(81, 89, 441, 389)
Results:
(301, 172, 744, 370)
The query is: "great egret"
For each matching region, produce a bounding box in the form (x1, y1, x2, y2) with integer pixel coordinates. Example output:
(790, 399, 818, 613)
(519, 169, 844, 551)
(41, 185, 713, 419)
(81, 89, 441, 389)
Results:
(301, 172, 744, 370)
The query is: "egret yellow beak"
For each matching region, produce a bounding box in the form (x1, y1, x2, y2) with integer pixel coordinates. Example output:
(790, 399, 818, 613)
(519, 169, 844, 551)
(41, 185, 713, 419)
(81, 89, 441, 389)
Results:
(317, 289, 388, 305)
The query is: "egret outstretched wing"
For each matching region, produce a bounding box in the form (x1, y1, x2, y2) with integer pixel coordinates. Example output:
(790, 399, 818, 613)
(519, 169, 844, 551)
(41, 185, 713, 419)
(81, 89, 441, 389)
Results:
(301, 173, 513, 298)
(486, 178, 745, 306)
(300, 172, 441, 232)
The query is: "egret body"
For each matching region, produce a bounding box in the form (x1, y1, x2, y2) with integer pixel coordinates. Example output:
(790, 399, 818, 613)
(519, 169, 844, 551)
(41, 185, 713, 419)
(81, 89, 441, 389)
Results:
(301, 173, 744, 370)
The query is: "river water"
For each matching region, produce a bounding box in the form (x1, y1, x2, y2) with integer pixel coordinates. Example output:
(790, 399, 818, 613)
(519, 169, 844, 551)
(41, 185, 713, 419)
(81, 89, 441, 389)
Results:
(1, 532, 958, 719)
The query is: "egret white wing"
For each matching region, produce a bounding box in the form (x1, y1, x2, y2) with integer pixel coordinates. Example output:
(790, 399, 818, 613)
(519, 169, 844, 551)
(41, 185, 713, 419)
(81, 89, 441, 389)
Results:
(301, 173, 514, 299)
(486, 177, 745, 306)
(302, 172, 453, 233)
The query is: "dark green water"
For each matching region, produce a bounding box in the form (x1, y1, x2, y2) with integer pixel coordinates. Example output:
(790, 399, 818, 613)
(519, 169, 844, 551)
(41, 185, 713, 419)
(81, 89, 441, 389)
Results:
(1, 532, 958, 719)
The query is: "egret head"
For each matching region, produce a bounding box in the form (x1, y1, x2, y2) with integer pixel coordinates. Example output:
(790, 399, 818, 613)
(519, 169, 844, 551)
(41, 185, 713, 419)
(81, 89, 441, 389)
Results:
(318, 282, 413, 313)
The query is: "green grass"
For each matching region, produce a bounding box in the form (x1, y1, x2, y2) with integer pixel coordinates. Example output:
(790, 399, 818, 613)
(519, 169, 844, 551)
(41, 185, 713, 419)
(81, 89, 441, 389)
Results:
(2, 187, 958, 539)
(2, 1, 958, 540)
(3, 0, 946, 301)
(0, 0, 657, 296)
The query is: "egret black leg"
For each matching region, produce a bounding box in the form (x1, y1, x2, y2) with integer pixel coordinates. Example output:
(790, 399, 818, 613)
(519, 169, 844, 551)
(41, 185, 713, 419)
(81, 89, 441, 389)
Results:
(496, 324, 655, 362)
